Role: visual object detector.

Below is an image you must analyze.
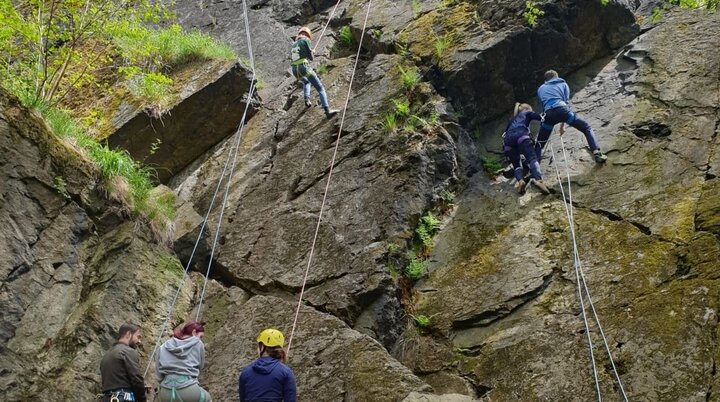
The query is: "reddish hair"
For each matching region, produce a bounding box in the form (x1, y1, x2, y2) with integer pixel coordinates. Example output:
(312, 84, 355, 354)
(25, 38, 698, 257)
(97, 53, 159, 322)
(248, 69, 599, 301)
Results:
(173, 321, 206, 339)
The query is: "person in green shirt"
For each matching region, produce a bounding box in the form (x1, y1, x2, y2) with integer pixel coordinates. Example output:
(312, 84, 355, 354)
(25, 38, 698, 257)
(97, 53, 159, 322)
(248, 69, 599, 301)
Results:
(290, 26, 339, 119)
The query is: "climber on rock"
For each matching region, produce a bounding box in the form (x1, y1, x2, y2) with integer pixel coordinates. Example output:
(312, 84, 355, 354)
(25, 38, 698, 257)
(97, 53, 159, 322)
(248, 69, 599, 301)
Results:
(238, 328, 297, 402)
(290, 26, 339, 119)
(503, 103, 551, 195)
(100, 323, 150, 402)
(155, 320, 212, 402)
(535, 70, 608, 163)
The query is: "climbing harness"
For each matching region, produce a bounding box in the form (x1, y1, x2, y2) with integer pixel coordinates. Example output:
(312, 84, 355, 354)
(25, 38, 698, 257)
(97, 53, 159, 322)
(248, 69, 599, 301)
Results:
(549, 135, 628, 402)
(286, 0, 375, 356)
(160, 375, 206, 402)
(143, 0, 257, 377)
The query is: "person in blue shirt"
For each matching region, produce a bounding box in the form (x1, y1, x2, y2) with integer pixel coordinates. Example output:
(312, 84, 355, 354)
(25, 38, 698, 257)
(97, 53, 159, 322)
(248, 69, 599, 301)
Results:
(290, 27, 339, 119)
(535, 70, 607, 163)
(503, 103, 550, 195)
(238, 328, 297, 402)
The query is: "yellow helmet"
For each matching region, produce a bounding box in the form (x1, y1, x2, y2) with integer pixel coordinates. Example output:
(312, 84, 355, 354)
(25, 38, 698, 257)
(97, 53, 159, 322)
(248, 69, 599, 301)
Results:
(257, 328, 285, 348)
(297, 26, 312, 40)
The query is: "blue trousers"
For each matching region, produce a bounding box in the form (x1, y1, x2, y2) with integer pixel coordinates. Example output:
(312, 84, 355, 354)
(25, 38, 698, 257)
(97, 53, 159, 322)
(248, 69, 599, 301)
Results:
(504, 132, 542, 181)
(291, 63, 329, 108)
(535, 106, 600, 161)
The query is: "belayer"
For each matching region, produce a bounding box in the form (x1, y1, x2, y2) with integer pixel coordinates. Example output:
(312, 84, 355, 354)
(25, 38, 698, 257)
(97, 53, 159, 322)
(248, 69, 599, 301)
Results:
(535, 70, 608, 163)
(238, 328, 297, 402)
(155, 321, 212, 402)
(99, 323, 151, 402)
(290, 26, 339, 119)
(503, 103, 550, 195)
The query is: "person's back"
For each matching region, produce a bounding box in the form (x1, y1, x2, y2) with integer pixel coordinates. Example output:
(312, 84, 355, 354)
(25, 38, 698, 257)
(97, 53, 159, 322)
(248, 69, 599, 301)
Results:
(537, 77, 570, 111)
(239, 328, 297, 402)
(290, 37, 313, 65)
(155, 321, 212, 402)
(239, 356, 295, 401)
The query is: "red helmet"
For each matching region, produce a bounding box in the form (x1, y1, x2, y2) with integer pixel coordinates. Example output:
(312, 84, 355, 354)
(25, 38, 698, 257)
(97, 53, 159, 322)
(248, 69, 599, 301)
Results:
(297, 26, 312, 40)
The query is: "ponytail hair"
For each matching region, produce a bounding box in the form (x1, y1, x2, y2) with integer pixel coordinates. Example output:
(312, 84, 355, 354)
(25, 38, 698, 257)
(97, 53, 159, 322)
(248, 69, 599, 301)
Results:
(514, 103, 532, 115)
(173, 320, 206, 339)
(259, 344, 288, 363)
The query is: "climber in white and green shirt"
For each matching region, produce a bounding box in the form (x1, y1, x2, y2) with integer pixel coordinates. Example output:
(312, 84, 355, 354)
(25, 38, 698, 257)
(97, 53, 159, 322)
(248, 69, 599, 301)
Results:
(290, 26, 339, 119)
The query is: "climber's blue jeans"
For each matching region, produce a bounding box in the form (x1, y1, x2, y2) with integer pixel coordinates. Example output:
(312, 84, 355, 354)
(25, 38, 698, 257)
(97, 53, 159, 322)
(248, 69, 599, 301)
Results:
(535, 105, 600, 160)
(291, 63, 329, 108)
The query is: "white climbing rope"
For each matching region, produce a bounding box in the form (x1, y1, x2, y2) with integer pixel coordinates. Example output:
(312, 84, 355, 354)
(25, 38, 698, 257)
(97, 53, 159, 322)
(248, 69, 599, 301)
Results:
(143, 0, 257, 376)
(312, 0, 342, 53)
(195, 0, 257, 322)
(549, 136, 629, 402)
(286, 0, 374, 357)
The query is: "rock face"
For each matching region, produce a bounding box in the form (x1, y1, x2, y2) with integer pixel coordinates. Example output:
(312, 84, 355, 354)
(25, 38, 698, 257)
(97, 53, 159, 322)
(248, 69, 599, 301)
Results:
(0, 91, 192, 401)
(414, 8, 720, 401)
(107, 60, 257, 183)
(4, 0, 719, 401)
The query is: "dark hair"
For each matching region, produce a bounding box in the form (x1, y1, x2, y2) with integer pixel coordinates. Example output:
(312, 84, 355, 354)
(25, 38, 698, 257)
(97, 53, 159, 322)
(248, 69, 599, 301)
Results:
(260, 345, 287, 363)
(118, 323, 141, 340)
(173, 320, 206, 339)
(544, 70, 558, 81)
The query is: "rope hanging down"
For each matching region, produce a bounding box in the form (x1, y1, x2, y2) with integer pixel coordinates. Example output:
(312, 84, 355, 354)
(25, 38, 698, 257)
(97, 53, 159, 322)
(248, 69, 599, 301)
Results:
(286, 0, 374, 356)
(549, 137, 629, 402)
(195, 0, 257, 322)
(143, 0, 257, 377)
(312, 0, 341, 53)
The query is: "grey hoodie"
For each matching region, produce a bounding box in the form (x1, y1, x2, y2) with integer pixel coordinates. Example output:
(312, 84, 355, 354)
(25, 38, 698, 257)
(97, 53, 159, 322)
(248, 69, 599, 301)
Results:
(155, 336, 205, 389)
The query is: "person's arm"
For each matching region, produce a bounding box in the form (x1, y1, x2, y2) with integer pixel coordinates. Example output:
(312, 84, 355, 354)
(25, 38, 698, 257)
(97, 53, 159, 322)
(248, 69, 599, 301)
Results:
(198, 342, 206, 370)
(123, 348, 148, 402)
(562, 83, 570, 103)
(283, 368, 297, 402)
(303, 39, 314, 61)
(527, 112, 542, 123)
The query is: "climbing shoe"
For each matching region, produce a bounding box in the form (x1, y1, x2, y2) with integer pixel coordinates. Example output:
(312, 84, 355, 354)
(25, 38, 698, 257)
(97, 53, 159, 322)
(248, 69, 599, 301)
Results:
(531, 179, 551, 195)
(325, 108, 339, 119)
(515, 180, 527, 195)
(304, 98, 312, 107)
(593, 150, 608, 163)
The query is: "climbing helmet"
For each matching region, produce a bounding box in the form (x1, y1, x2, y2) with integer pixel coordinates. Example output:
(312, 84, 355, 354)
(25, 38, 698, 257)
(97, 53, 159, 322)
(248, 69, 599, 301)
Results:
(297, 26, 313, 40)
(257, 328, 285, 348)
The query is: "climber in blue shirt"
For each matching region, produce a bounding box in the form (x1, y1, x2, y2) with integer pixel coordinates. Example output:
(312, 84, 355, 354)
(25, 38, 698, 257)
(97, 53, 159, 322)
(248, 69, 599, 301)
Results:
(535, 70, 607, 163)
(238, 329, 296, 402)
(503, 103, 550, 195)
(290, 27, 339, 119)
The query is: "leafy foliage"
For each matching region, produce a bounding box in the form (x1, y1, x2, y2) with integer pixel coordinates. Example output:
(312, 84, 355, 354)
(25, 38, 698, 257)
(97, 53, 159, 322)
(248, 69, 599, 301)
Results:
(382, 112, 398, 133)
(393, 98, 411, 117)
(410, 314, 431, 328)
(405, 251, 427, 279)
(482, 154, 504, 174)
(338, 25, 355, 47)
(416, 212, 441, 250)
(434, 34, 453, 59)
(398, 65, 422, 90)
(523, 1, 545, 27)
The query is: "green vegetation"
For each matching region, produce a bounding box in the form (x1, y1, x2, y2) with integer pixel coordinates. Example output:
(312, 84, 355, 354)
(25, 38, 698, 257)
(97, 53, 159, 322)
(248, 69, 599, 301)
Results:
(398, 65, 422, 90)
(434, 34, 453, 59)
(410, 314, 432, 328)
(53, 176, 71, 200)
(382, 112, 398, 133)
(338, 25, 355, 47)
(523, 1, 545, 28)
(405, 251, 428, 279)
(411, 0, 422, 17)
(482, 154, 504, 174)
(392, 98, 411, 117)
(416, 212, 441, 251)
(316, 64, 329, 75)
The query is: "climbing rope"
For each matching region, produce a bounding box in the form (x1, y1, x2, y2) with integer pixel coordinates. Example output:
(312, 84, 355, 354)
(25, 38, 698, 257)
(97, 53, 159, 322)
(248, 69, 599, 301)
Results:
(549, 137, 629, 402)
(195, 0, 257, 322)
(143, 0, 256, 376)
(286, 0, 374, 356)
(312, 0, 342, 53)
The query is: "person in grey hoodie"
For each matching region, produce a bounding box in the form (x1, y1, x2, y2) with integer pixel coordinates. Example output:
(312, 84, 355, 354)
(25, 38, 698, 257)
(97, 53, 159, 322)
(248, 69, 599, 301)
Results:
(155, 321, 212, 402)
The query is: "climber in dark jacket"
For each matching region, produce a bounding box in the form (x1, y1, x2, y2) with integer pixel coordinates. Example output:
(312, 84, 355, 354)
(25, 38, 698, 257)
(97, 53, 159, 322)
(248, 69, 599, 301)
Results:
(290, 26, 339, 119)
(503, 103, 550, 195)
(535, 70, 607, 163)
(238, 328, 297, 402)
